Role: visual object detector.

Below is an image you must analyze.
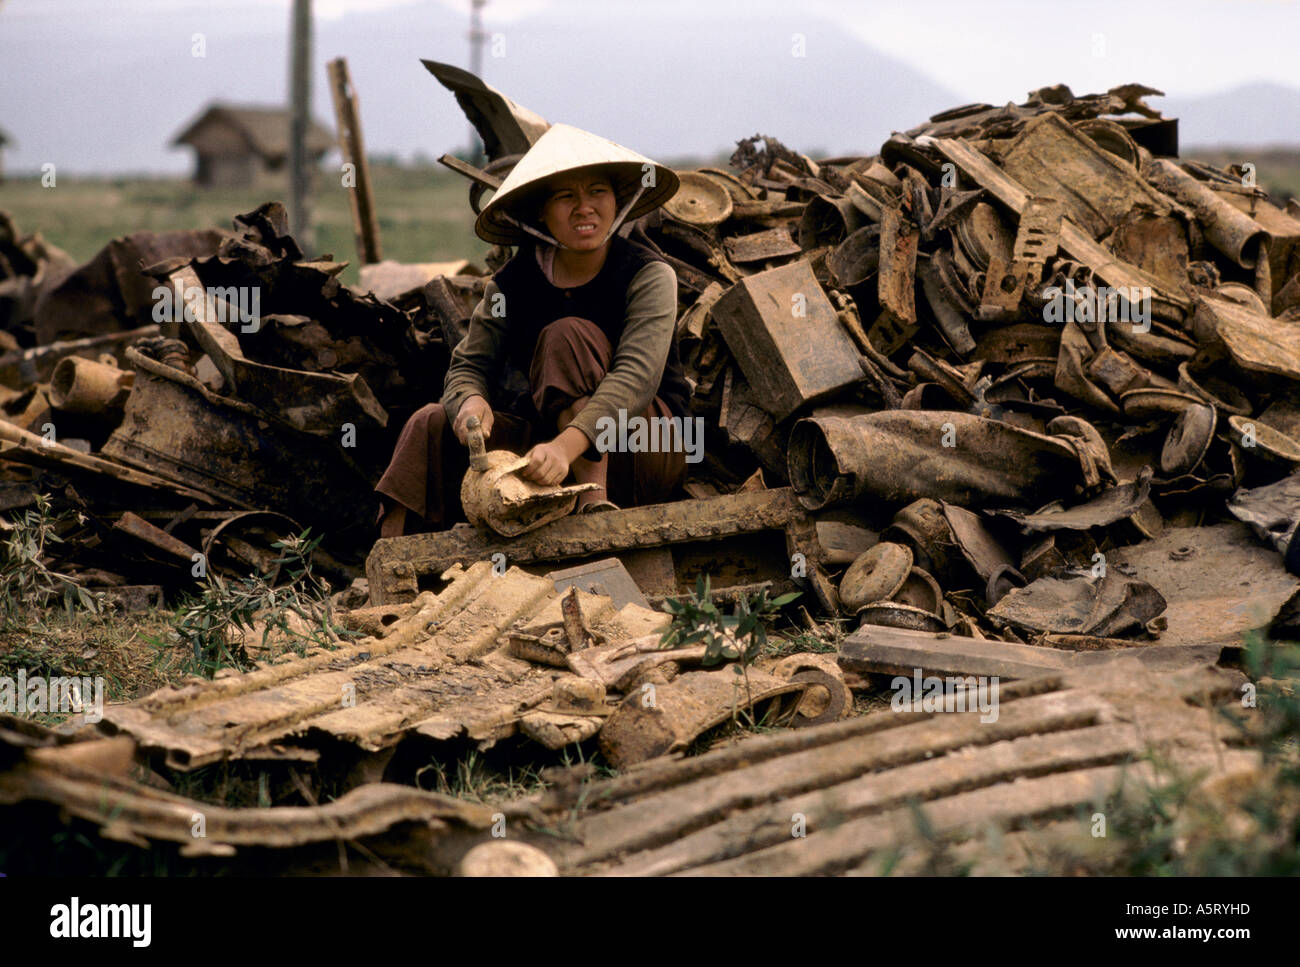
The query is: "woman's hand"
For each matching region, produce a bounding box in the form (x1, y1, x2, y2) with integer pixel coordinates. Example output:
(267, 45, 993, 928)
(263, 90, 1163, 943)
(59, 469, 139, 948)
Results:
(452, 395, 493, 446)
(521, 427, 590, 486)
(520, 440, 571, 486)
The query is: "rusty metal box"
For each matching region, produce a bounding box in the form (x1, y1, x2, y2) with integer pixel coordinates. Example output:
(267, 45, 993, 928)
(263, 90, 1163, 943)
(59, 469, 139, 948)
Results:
(710, 261, 863, 421)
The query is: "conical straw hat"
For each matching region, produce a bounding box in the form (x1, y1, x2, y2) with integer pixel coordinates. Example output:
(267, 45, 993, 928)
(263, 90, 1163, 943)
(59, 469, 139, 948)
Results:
(475, 123, 679, 245)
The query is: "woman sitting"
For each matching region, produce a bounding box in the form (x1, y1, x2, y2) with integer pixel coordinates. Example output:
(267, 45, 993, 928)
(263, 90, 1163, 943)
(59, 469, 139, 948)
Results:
(375, 123, 692, 537)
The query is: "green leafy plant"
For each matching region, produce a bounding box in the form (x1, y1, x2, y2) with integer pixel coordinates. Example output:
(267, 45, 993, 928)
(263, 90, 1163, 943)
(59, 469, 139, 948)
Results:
(660, 576, 799, 664)
(0, 493, 103, 624)
(160, 530, 352, 678)
(659, 575, 799, 726)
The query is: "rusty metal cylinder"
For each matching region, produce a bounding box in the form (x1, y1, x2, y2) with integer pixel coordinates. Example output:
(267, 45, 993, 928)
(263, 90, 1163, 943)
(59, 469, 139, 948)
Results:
(788, 413, 873, 510)
(788, 410, 1083, 511)
(49, 356, 134, 414)
(828, 224, 881, 288)
(799, 193, 865, 250)
(1143, 158, 1266, 269)
(881, 499, 956, 580)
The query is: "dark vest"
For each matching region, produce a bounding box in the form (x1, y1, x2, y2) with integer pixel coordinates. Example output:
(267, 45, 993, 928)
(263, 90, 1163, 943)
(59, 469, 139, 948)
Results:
(490, 236, 692, 422)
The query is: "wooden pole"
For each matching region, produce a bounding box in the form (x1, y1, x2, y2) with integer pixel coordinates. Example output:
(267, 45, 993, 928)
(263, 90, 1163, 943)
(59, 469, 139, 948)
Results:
(437, 152, 501, 190)
(326, 58, 382, 264)
(288, 0, 314, 249)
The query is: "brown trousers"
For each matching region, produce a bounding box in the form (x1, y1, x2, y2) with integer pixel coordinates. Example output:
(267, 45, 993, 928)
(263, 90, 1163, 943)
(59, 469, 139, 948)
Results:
(375, 316, 687, 534)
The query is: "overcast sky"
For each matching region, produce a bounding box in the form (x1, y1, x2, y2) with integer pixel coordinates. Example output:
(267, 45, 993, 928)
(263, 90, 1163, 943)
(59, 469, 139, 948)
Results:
(6, 0, 1297, 100)
(2, 0, 1297, 173)
(448, 0, 1300, 100)
(186, 0, 1300, 99)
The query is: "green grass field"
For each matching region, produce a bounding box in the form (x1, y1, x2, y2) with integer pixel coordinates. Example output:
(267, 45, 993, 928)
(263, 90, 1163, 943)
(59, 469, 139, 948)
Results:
(3, 149, 1296, 290)
(0, 163, 493, 287)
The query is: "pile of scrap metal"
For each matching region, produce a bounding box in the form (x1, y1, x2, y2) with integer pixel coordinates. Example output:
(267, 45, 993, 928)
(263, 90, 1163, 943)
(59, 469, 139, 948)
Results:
(0, 202, 487, 597)
(4, 72, 1298, 646)
(90, 558, 847, 772)
(0, 211, 77, 353)
(3, 74, 1295, 874)
(376, 79, 1300, 661)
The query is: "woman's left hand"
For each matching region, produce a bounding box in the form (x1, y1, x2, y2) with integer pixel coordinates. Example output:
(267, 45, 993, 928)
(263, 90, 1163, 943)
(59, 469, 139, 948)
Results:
(520, 440, 572, 486)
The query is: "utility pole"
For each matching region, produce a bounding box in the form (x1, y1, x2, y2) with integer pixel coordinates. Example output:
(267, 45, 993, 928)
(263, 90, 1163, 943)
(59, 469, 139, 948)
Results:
(467, 0, 487, 164)
(288, 0, 314, 249)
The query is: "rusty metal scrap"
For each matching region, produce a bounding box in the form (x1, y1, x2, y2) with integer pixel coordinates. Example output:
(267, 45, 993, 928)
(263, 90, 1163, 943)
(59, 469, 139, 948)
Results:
(995, 112, 1172, 241)
(537, 661, 1255, 875)
(840, 624, 1217, 680)
(421, 58, 550, 162)
(366, 487, 832, 609)
(788, 409, 1086, 509)
(101, 563, 609, 766)
(7, 75, 1300, 875)
(5, 658, 1252, 875)
(0, 728, 495, 871)
(0, 217, 74, 356)
(710, 260, 863, 421)
(460, 415, 596, 536)
(103, 347, 378, 542)
(0, 196, 479, 596)
(32, 227, 229, 345)
(597, 667, 809, 769)
(5, 79, 1293, 646)
(92, 561, 819, 772)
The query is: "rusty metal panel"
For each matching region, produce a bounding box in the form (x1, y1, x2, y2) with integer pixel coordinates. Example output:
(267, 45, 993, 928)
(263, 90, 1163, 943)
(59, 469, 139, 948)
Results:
(1012, 196, 1062, 284)
(722, 227, 800, 263)
(871, 201, 920, 356)
(1195, 293, 1300, 381)
(976, 255, 1030, 321)
(0, 731, 496, 868)
(928, 135, 1192, 321)
(420, 59, 550, 160)
(998, 112, 1171, 240)
(103, 349, 376, 538)
(546, 558, 648, 610)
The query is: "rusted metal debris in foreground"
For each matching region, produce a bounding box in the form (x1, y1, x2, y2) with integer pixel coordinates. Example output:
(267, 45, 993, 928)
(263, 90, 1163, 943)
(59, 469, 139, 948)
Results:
(2, 76, 1299, 873)
(0, 657, 1260, 874)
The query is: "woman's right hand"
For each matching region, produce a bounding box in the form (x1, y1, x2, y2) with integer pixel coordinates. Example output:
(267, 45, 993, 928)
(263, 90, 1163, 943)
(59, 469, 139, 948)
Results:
(453, 395, 494, 446)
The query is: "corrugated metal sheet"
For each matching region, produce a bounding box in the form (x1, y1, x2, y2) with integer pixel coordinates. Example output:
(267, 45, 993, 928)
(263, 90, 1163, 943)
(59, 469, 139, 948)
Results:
(528, 660, 1259, 876)
(0, 658, 1261, 875)
(102, 561, 666, 769)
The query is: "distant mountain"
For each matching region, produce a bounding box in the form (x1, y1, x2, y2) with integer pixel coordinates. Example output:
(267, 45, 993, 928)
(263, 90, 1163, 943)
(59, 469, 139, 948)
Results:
(0, 1, 964, 174)
(1159, 83, 1300, 148)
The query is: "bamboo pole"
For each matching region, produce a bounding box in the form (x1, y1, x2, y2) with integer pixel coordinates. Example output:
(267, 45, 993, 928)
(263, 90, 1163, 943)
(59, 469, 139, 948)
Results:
(326, 57, 382, 264)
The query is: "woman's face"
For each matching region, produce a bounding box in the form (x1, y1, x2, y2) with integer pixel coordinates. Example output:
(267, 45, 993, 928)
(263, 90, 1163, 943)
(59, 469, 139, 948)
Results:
(539, 171, 618, 251)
